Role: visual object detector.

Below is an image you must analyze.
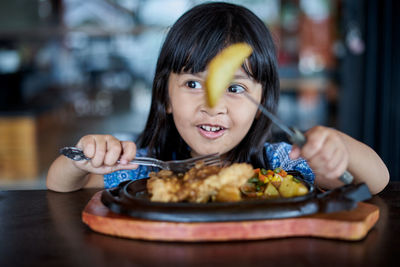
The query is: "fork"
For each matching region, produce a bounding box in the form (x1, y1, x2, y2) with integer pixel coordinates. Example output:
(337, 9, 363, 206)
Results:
(59, 147, 221, 173)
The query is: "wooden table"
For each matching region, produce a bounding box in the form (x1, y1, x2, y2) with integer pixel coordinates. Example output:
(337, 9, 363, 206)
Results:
(1, 183, 399, 267)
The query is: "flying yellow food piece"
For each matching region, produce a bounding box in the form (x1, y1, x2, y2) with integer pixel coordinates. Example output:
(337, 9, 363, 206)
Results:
(205, 43, 253, 107)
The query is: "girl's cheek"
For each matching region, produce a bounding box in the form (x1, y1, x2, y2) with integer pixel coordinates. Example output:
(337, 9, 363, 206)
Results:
(231, 100, 258, 120)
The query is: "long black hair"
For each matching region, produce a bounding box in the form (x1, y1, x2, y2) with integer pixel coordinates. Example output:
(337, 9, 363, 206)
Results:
(137, 2, 280, 168)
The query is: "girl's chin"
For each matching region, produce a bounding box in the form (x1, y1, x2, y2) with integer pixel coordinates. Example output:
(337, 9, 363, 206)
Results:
(186, 133, 236, 157)
(190, 146, 230, 158)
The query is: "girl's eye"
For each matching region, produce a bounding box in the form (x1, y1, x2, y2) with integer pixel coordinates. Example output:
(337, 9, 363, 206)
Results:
(227, 84, 245, 94)
(186, 80, 202, 89)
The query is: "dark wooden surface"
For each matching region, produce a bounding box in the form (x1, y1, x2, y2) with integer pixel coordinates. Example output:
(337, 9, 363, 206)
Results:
(1, 183, 399, 267)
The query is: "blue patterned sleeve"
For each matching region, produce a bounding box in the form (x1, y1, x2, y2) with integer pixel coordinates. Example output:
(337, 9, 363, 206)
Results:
(264, 142, 315, 184)
(103, 148, 151, 188)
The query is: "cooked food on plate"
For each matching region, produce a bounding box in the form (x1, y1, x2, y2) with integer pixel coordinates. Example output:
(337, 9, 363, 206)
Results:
(147, 162, 253, 203)
(147, 163, 309, 203)
(240, 167, 309, 199)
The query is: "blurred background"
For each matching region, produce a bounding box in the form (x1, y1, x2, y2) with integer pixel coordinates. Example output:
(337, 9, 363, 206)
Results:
(0, 0, 398, 189)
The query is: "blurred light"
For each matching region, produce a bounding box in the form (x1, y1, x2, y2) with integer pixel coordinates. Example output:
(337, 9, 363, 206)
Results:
(298, 52, 325, 74)
(138, 0, 190, 26)
(0, 50, 20, 74)
(246, 0, 280, 25)
(116, 0, 139, 11)
(346, 24, 365, 55)
(64, 0, 135, 30)
(113, 30, 165, 83)
(300, 0, 330, 21)
(131, 80, 151, 113)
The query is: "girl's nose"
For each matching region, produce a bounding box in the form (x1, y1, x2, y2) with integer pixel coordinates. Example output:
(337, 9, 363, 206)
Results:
(200, 96, 228, 116)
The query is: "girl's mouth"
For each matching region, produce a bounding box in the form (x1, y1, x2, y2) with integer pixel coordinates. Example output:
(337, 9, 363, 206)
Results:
(197, 124, 226, 139)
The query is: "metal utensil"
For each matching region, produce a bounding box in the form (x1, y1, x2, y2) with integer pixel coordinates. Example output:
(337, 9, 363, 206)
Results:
(243, 92, 353, 184)
(60, 147, 221, 173)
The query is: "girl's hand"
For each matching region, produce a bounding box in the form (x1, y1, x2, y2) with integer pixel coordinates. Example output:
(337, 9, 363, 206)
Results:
(289, 126, 349, 187)
(73, 134, 138, 175)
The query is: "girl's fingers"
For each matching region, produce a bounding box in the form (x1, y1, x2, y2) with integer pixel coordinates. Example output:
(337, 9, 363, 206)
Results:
(104, 136, 123, 166)
(91, 137, 107, 168)
(300, 126, 328, 160)
(289, 145, 301, 159)
(76, 136, 96, 158)
(113, 163, 139, 171)
(308, 148, 341, 180)
(308, 137, 337, 167)
(74, 135, 139, 171)
(304, 127, 349, 181)
(327, 147, 348, 179)
(120, 141, 137, 164)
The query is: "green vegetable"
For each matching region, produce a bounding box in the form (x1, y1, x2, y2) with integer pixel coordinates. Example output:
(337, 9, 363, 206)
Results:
(248, 177, 259, 183)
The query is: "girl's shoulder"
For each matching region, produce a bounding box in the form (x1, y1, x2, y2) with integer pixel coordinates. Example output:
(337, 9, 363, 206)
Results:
(264, 142, 315, 183)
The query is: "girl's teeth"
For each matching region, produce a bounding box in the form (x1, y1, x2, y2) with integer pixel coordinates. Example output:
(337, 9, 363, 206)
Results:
(201, 125, 222, 132)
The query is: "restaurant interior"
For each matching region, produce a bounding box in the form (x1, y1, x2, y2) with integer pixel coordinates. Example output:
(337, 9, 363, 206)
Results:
(0, 0, 398, 190)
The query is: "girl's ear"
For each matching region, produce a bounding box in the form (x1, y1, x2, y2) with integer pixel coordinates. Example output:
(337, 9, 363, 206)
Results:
(166, 103, 172, 114)
(256, 109, 261, 118)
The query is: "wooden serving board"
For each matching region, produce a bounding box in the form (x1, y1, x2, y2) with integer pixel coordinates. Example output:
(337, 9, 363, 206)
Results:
(82, 191, 379, 242)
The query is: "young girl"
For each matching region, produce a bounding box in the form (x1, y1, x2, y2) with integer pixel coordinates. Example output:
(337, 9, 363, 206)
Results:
(47, 2, 389, 194)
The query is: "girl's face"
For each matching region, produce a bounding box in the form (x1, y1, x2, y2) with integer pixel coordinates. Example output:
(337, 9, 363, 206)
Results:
(167, 67, 262, 157)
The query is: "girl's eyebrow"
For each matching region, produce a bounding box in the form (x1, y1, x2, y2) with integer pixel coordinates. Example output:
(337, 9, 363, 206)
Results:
(179, 72, 250, 80)
(233, 71, 255, 81)
(233, 74, 251, 79)
(180, 72, 205, 78)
